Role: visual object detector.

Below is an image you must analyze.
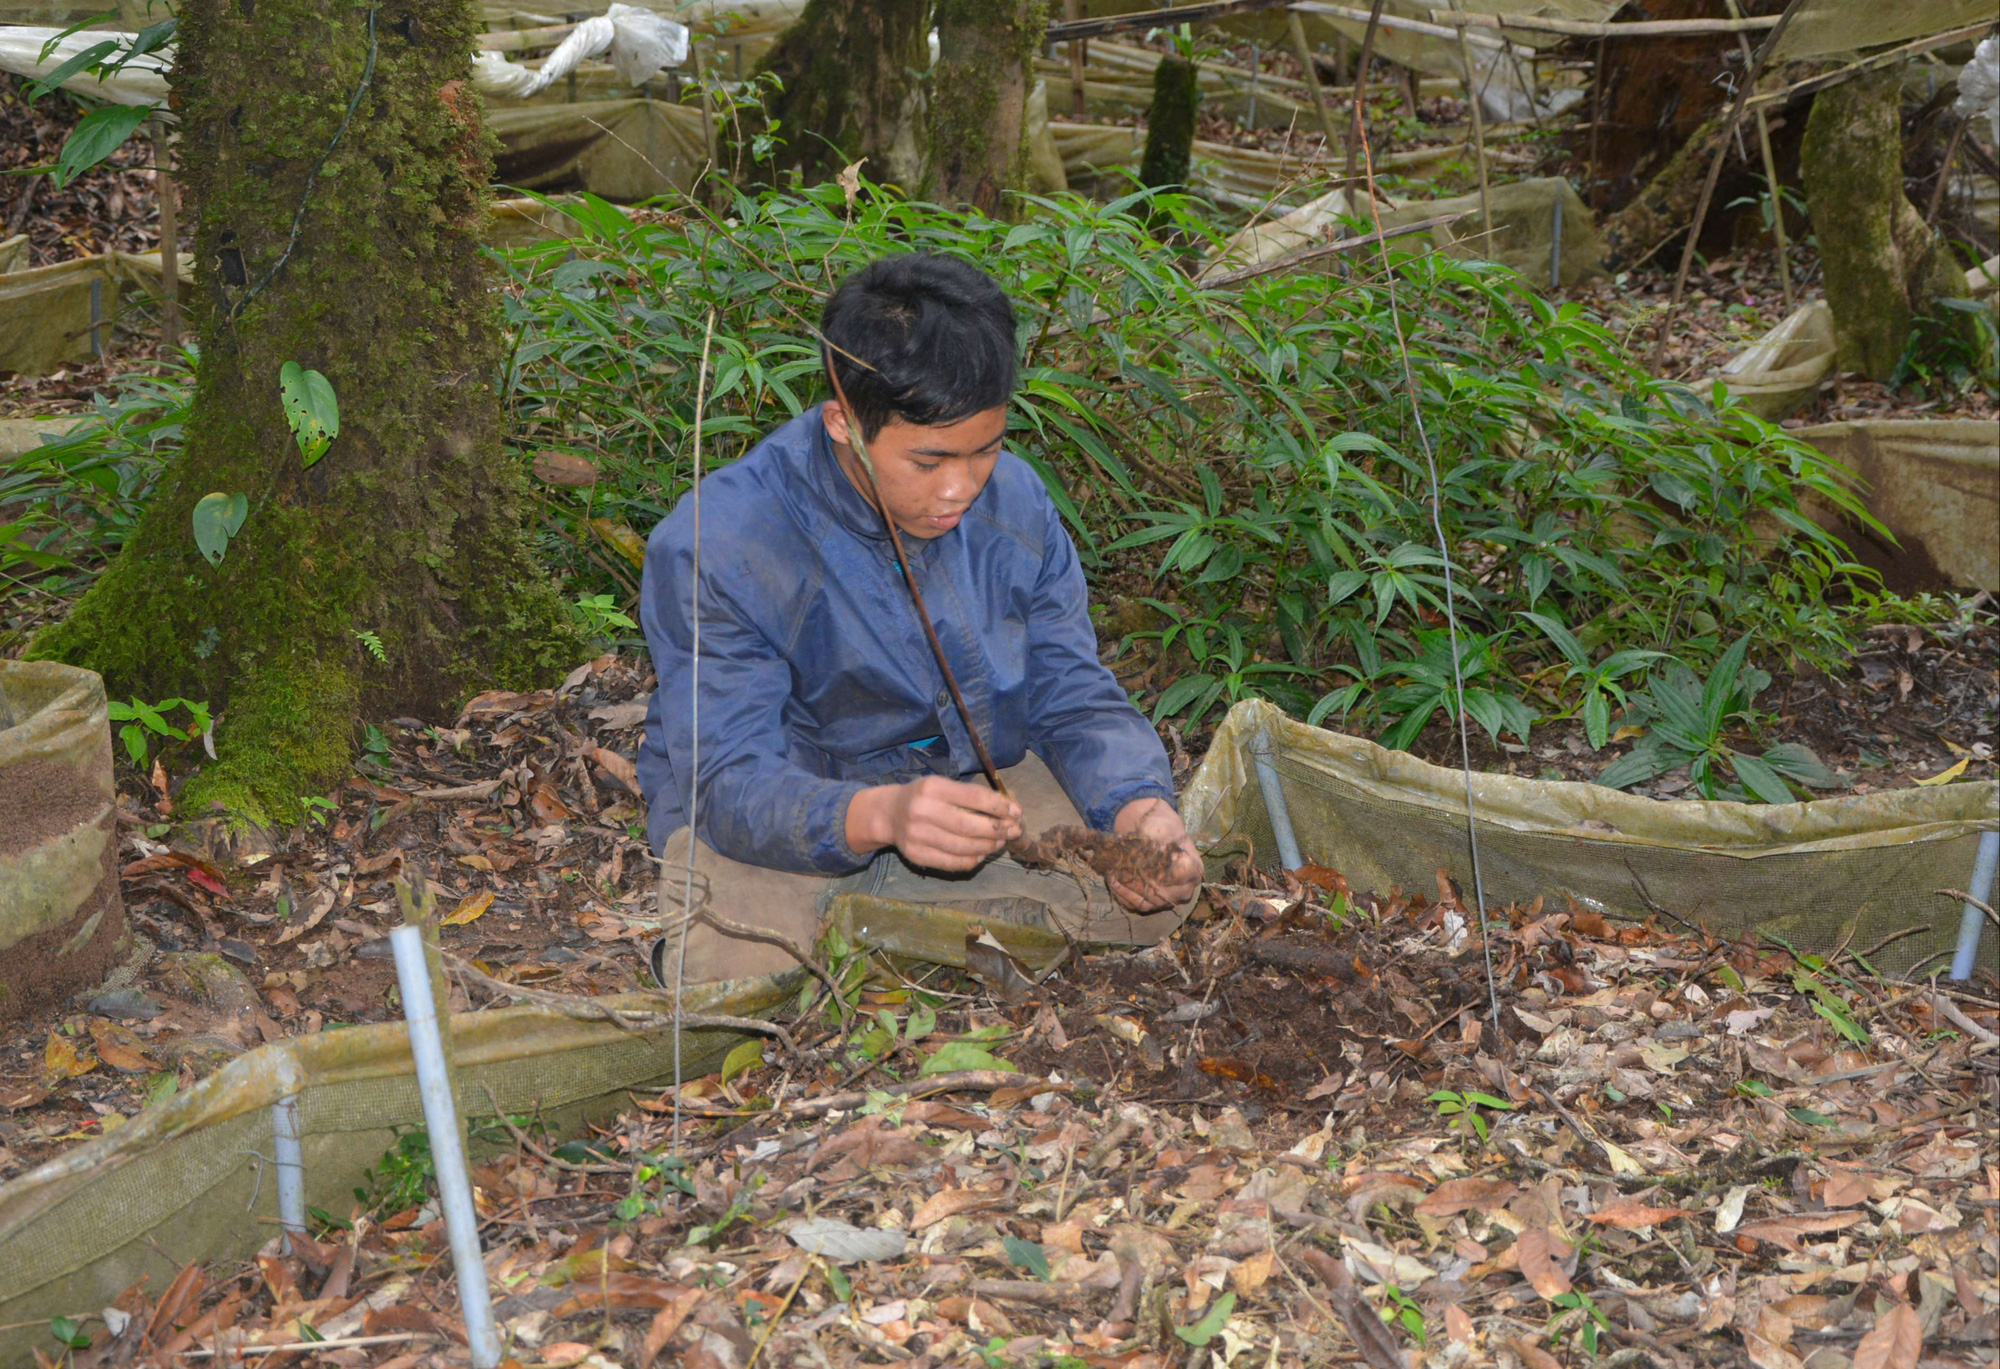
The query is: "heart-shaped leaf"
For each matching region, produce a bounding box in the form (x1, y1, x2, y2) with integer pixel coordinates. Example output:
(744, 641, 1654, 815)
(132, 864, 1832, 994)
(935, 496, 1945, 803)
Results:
(191, 491, 247, 566)
(279, 361, 340, 467)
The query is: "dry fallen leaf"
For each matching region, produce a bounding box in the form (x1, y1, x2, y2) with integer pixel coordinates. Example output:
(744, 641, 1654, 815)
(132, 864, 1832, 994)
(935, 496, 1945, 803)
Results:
(1515, 1226, 1572, 1301)
(89, 1021, 162, 1074)
(1229, 1250, 1275, 1295)
(911, 1186, 1004, 1232)
(1587, 1202, 1693, 1229)
(443, 890, 495, 927)
(1734, 1211, 1866, 1252)
(43, 1031, 97, 1081)
(1418, 1177, 1519, 1217)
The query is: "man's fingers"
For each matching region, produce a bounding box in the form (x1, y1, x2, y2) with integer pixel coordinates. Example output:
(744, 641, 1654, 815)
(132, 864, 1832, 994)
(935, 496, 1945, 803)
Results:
(927, 778, 1021, 823)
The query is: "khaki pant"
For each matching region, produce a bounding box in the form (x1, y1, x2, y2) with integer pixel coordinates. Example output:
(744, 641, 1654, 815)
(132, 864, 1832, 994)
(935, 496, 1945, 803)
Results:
(652, 753, 1189, 985)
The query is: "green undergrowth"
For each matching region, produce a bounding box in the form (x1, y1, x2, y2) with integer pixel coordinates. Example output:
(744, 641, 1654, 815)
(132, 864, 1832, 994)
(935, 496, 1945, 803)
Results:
(490, 178, 1889, 790)
(4, 180, 1910, 797)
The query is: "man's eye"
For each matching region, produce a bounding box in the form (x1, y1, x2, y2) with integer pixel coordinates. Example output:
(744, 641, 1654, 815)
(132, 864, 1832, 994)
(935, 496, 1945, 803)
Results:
(912, 461, 940, 472)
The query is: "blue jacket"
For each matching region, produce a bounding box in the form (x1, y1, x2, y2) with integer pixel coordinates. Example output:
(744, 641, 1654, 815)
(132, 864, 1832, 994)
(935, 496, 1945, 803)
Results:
(637, 405, 1176, 873)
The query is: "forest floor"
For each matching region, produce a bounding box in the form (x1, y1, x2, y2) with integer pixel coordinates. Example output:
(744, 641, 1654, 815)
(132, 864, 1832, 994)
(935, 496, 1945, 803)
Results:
(16, 761, 1999, 1367)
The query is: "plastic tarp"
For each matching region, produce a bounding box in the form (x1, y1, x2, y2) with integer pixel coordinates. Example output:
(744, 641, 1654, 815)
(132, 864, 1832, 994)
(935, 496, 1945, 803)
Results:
(489, 98, 709, 202)
(0, 234, 26, 274)
(1772, 0, 1996, 62)
(1713, 301, 1836, 422)
(471, 3, 686, 101)
(1183, 698, 2000, 979)
(0, 249, 184, 379)
(1791, 420, 2000, 593)
(0, 975, 795, 1365)
(0, 662, 116, 954)
(1293, 3, 1567, 123)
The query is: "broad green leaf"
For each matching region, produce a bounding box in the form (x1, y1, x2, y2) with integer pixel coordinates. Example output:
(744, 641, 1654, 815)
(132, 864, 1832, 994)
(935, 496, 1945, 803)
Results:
(25, 39, 118, 101)
(190, 491, 247, 566)
(918, 1041, 1014, 1076)
(719, 1038, 765, 1084)
(1728, 751, 1796, 806)
(279, 361, 340, 467)
(53, 103, 149, 189)
(1176, 1292, 1236, 1346)
(1759, 742, 1845, 788)
(1003, 1235, 1051, 1280)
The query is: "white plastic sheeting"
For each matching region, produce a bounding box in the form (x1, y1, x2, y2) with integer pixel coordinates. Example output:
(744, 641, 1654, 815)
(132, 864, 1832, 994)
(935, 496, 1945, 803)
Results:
(471, 3, 687, 100)
(1957, 35, 1999, 151)
(1, 6, 687, 110)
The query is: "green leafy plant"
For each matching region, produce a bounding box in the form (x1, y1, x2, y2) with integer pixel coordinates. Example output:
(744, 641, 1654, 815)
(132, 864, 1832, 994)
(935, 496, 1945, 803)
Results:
(1597, 637, 1845, 802)
(279, 361, 340, 467)
(1550, 1288, 1614, 1355)
(572, 592, 638, 648)
(23, 14, 176, 188)
(48, 1316, 90, 1354)
(352, 628, 388, 663)
(107, 696, 212, 768)
(1382, 1283, 1428, 1346)
(1427, 1087, 1513, 1144)
(1519, 611, 1662, 750)
(354, 1127, 435, 1216)
(1176, 1291, 1236, 1346)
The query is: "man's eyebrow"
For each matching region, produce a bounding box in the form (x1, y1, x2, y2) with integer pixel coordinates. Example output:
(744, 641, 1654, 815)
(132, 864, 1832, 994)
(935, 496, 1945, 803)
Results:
(910, 434, 1005, 457)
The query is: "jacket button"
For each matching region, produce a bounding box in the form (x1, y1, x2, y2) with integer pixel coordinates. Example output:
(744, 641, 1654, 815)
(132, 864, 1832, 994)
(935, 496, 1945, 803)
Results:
(935, 689, 951, 711)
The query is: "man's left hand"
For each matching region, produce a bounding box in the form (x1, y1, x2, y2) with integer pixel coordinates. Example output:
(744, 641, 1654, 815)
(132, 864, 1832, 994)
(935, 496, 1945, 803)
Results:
(1107, 797, 1202, 913)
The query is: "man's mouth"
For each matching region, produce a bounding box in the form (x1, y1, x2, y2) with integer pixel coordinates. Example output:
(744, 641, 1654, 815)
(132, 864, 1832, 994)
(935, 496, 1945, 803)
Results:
(923, 511, 964, 531)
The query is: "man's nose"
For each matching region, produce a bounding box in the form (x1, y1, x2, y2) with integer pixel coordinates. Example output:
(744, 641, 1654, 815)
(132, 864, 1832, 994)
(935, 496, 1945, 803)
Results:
(938, 463, 976, 504)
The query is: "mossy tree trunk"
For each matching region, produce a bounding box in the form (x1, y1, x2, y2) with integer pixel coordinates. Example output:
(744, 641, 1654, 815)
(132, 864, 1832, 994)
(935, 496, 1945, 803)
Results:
(29, 0, 580, 828)
(748, 0, 931, 190)
(1802, 70, 1978, 380)
(1140, 55, 1200, 192)
(929, 0, 1048, 213)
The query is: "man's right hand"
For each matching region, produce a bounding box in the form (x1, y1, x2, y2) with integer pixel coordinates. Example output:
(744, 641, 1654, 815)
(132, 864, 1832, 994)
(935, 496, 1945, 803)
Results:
(847, 775, 1023, 870)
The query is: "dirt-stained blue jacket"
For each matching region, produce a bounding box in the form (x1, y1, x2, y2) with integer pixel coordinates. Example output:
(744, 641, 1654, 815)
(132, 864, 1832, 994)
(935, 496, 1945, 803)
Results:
(637, 404, 1176, 872)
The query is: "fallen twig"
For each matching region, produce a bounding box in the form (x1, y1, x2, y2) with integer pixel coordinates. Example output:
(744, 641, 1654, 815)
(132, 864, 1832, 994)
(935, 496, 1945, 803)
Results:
(667, 1070, 1066, 1119)
(1938, 888, 2000, 931)
(1932, 984, 2000, 1045)
(444, 953, 799, 1054)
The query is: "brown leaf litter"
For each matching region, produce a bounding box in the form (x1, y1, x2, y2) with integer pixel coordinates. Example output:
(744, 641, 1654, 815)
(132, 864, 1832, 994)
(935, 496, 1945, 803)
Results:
(21, 821, 1996, 1369)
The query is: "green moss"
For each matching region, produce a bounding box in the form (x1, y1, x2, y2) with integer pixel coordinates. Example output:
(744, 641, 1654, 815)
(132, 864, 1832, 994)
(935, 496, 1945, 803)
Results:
(928, 0, 1047, 213)
(30, 0, 586, 833)
(178, 654, 359, 827)
(1141, 55, 1200, 193)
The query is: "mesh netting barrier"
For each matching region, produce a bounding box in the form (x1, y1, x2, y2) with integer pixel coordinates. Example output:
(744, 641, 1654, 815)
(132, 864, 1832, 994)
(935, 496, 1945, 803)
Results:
(0, 975, 795, 1361)
(1183, 700, 2000, 978)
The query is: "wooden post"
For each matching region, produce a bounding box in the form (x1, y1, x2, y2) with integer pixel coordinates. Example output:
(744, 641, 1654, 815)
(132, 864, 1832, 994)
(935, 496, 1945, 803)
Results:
(1066, 0, 1087, 119)
(1345, 0, 1387, 193)
(1455, 25, 1491, 238)
(1723, 0, 1793, 309)
(1287, 10, 1342, 152)
(1650, 0, 1806, 376)
(150, 113, 179, 350)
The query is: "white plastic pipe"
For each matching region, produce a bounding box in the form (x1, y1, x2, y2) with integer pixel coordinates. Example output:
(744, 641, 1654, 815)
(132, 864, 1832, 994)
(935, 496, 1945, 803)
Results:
(1949, 829, 1999, 982)
(389, 926, 501, 1369)
(1252, 732, 1305, 872)
(272, 1092, 306, 1254)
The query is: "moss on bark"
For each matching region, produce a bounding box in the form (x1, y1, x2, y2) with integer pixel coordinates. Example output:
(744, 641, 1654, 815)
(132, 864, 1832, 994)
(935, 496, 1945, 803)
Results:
(746, 0, 931, 190)
(29, 0, 582, 826)
(1802, 71, 1983, 380)
(929, 0, 1047, 214)
(1140, 55, 1201, 193)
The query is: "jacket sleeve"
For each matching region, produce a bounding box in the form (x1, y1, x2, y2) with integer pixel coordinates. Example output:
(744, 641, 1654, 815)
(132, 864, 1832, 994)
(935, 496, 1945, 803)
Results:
(1024, 501, 1177, 830)
(642, 519, 870, 876)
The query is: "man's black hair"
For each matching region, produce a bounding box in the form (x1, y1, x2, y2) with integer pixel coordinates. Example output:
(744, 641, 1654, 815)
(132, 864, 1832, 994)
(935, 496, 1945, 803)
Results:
(821, 253, 1018, 440)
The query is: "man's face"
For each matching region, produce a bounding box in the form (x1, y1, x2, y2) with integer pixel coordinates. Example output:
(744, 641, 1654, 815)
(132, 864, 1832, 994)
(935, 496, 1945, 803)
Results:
(824, 402, 1007, 540)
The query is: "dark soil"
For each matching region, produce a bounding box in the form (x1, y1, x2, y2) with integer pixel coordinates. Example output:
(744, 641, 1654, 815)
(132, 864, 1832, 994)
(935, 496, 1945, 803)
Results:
(0, 759, 107, 856)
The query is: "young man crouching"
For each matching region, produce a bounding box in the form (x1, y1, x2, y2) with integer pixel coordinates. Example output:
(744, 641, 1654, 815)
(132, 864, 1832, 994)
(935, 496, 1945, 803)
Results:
(637, 253, 1201, 986)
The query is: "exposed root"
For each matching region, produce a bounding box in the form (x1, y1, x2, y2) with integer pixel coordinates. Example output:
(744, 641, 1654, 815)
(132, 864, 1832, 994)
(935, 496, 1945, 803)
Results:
(1007, 823, 1179, 889)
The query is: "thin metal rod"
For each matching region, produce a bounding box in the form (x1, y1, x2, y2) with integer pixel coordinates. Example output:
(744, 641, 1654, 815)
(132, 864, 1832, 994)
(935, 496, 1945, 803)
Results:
(1252, 737, 1304, 871)
(1350, 115, 1501, 1026)
(389, 925, 500, 1369)
(1649, 0, 1807, 377)
(673, 309, 717, 1153)
(822, 352, 1007, 794)
(272, 1092, 305, 1254)
(1950, 829, 1998, 982)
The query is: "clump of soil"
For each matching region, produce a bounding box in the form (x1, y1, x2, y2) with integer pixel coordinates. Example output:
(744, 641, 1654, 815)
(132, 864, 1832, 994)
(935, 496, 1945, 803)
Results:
(1008, 823, 1180, 889)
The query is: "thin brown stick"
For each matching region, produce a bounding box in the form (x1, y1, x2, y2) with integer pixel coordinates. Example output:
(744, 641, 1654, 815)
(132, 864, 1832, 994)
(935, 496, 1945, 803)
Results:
(1939, 888, 2000, 930)
(443, 952, 799, 1052)
(1345, 0, 1388, 192)
(1925, 120, 1968, 226)
(1649, 0, 1808, 377)
(1723, 0, 1793, 310)
(822, 353, 1007, 794)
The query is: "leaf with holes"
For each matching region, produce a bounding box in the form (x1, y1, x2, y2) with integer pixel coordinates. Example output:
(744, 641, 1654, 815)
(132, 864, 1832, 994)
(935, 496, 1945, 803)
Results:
(279, 361, 339, 467)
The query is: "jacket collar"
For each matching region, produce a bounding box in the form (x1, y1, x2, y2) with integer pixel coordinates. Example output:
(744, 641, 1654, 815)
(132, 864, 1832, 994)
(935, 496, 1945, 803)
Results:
(802, 403, 896, 544)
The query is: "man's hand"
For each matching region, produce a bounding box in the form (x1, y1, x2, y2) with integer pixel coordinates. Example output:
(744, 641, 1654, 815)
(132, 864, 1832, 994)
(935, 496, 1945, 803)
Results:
(1107, 797, 1202, 913)
(847, 775, 1023, 871)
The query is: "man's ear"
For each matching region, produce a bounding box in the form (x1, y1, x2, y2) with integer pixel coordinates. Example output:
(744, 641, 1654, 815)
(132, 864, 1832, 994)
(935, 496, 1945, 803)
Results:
(823, 399, 851, 446)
